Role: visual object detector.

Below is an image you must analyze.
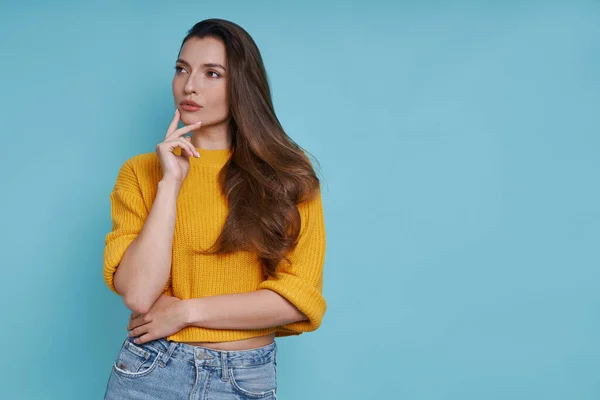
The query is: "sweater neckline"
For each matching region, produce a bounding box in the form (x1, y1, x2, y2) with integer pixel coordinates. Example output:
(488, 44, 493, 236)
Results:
(174, 147, 232, 168)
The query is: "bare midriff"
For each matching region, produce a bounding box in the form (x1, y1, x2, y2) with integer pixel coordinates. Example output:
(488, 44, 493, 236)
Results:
(182, 332, 276, 351)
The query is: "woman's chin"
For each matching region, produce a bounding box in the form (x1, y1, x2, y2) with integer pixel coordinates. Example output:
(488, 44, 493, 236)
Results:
(180, 115, 203, 127)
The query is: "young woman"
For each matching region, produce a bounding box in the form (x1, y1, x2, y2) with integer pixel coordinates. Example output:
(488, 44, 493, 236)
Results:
(102, 18, 326, 399)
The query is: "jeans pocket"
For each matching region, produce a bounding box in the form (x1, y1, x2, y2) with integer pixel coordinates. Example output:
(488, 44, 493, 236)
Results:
(112, 338, 163, 378)
(228, 361, 277, 398)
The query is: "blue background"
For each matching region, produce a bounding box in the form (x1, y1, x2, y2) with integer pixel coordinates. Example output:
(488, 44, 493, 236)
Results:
(1, 1, 598, 399)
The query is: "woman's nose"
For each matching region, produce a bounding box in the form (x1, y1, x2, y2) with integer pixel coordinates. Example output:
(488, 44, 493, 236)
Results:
(184, 79, 197, 94)
(184, 75, 203, 95)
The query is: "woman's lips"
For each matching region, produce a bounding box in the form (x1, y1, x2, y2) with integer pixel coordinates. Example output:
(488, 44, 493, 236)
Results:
(180, 104, 201, 112)
(180, 100, 202, 112)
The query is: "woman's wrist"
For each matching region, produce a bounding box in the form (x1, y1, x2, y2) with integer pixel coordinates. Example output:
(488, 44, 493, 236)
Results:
(158, 178, 182, 193)
(180, 298, 204, 327)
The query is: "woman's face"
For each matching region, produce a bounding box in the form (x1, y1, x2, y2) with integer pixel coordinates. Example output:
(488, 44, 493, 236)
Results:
(172, 36, 229, 127)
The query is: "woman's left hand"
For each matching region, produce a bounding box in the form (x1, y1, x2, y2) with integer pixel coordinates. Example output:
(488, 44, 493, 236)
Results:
(127, 294, 188, 344)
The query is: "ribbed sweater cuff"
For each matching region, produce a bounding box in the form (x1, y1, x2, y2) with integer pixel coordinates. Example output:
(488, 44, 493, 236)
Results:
(257, 273, 326, 333)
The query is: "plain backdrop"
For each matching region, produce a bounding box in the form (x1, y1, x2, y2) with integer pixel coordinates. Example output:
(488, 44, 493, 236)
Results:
(0, 1, 599, 399)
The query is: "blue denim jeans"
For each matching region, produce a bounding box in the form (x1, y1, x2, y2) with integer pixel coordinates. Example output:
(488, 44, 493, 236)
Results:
(104, 336, 277, 399)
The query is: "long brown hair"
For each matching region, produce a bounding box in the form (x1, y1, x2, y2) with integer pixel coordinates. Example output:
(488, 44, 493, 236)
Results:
(182, 19, 322, 278)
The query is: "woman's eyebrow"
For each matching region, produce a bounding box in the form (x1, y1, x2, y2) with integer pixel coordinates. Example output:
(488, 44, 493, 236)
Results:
(203, 63, 226, 71)
(175, 58, 226, 71)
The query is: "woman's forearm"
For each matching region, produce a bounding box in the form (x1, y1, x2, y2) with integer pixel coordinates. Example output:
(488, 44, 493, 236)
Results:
(114, 178, 181, 314)
(181, 290, 308, 330)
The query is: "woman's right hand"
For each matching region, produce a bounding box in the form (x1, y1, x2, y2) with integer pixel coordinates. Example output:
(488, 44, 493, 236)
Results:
(156, 109, 202, 184)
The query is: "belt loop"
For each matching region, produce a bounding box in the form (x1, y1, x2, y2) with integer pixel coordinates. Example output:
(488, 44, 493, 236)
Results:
(221, 351, 228, 381)
(159, 340, 177, 367)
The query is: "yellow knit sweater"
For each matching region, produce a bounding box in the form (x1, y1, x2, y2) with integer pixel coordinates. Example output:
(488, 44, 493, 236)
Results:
(103, 147, 326, 343)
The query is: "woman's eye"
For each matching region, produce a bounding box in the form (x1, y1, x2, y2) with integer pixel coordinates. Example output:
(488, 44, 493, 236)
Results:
(174, 66, 187, 74)
(207, 71, 220, 78)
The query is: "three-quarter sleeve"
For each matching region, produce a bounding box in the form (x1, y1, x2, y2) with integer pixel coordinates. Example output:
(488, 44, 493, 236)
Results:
(103, 159, 170, 295)
(257, 188, 327, 334)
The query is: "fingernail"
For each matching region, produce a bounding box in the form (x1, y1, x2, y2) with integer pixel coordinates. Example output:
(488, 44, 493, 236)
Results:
(195, 121, 202, 125)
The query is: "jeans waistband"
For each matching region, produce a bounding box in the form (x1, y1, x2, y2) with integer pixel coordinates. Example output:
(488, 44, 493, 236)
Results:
(130, 336, 277, 368)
